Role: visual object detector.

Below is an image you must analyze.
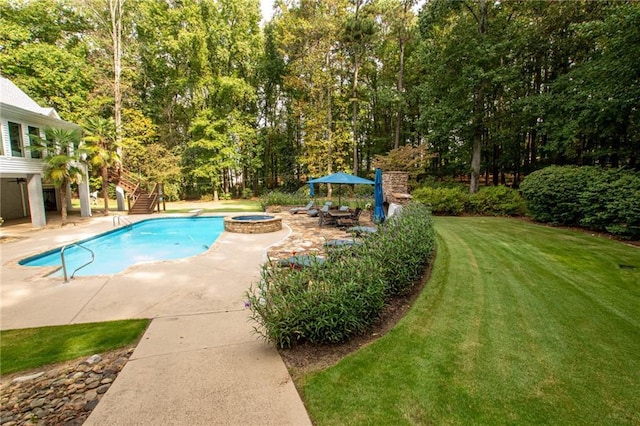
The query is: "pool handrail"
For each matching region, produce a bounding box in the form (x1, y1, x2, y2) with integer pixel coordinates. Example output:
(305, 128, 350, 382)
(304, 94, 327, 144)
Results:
(61, 243, 95, 283)
(113, 215, 133, 228)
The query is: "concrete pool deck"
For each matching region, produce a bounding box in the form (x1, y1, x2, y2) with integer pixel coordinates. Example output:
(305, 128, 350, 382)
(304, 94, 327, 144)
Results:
(0, 212, 311, 425)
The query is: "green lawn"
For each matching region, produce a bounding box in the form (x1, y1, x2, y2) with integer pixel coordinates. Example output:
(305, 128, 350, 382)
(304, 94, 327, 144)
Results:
(0, 320, 149, 375)
(164, 199, 261, 213)
(301, 217, 640, 425)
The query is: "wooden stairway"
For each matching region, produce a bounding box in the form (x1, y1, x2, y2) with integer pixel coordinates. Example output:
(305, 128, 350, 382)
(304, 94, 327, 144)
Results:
(109, 169, 160, 215)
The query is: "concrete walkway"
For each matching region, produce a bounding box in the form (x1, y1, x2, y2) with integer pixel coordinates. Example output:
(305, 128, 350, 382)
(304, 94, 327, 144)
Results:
(0, 213, 311, 425)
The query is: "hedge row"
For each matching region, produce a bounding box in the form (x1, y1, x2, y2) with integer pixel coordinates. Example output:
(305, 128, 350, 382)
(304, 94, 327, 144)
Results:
(411, 185, 526, 216)
(246, 202, 436, 348)
(520, 166, 640, 239)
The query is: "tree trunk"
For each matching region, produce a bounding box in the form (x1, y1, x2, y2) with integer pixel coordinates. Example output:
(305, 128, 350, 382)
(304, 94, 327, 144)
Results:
(470, 0, 487, 194)
(109, 0, 124, 155)
(60, 183, 68, 224)
(394, 0, 409, 149)
(351, 0, 362, 175)
(101, 166, 110, 215)
(470, 133, 482, 194)
(110, 0, 125, 211)
(352, 54, 360, 175)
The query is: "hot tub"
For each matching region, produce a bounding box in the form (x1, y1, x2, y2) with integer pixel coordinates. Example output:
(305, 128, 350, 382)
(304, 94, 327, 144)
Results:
(224, 215, 282, 234)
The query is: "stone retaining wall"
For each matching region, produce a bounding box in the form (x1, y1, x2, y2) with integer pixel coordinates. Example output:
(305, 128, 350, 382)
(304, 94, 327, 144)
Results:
(224, 216, 282, 233)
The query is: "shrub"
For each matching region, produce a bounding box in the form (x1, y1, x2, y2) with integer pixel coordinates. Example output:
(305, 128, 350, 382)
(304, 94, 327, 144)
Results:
(242, 188, 253, 199)
(520, 166, 640, 239)
(579, 168, 640, 239)
(247, 202, 436, 348)
(519, 166, 593, 225)
(412, 186, 468, 215)
(364, 203, 437, 296)
(467, 186, 526, 216)
(259, 191, 309, 211)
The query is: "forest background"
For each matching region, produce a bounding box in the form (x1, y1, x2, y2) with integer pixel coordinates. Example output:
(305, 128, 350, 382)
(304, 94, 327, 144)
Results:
(1, 0, 638, 200)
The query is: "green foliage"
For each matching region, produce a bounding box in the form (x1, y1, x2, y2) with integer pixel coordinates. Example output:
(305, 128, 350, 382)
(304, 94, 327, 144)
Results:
(412, 183, 525, 217)
(519, 166, 593, 225)
(259, 191, 310, 211)
(579, 169, 640, 239)
(0, 0, 94, 122)
(373, 145, 429, 181)
(520, 166, 640, 239)
(1, 320, 149, 375)
(467, 185, 526, 216)
(412, 186, 468, 215)
(241, 188, 254, 199)
(247, 203, 436, 348)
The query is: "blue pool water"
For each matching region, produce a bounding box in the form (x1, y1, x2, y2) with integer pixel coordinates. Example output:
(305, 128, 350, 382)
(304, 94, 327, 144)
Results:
(20, 217, 225, 277)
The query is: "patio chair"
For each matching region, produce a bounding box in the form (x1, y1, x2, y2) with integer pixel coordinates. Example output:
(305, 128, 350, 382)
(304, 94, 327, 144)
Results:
(290, 200, 314, 215)
(337, 207, 362, 228)
(318, 203, 336, 227)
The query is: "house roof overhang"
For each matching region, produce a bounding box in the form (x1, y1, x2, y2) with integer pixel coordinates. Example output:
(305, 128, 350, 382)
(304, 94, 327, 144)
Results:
(0, 103, 81, 131)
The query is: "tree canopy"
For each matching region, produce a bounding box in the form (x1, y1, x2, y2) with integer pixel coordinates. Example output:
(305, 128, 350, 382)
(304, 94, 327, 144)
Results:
(2, 0, 638, 197)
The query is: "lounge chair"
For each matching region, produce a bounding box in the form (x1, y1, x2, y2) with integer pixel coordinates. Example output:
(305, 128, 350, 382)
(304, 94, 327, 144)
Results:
(290, 200, 314, 214)
(308, 201, 332, 217)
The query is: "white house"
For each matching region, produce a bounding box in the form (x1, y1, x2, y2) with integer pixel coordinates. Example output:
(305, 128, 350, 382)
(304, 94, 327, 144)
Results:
(0, 77, 91, 227)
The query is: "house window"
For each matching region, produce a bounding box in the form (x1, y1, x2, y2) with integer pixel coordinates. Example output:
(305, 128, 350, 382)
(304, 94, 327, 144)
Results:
(8, 122, 24, 157)
(28, 126, 42, 159)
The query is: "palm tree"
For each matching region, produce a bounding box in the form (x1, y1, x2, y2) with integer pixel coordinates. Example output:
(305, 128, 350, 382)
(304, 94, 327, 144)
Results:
(83, 117, 121, 215)
(31, 128, 87, 225)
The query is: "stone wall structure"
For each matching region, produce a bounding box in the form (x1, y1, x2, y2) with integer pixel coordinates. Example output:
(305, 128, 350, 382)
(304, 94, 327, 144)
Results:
(382, 171, 412, 205)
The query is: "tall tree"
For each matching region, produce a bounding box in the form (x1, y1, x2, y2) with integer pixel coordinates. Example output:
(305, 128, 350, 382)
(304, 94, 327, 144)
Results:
(83, 117, 120, 215)
(344, 0, 376, 175)
(0, 0, 95, 122)
(31, 128, 87, 224)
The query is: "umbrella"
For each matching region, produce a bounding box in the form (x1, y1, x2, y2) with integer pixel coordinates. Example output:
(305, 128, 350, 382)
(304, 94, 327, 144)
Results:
(373, 168, 385, 223)
(308, 179, 315, 197)
(308, 172, 374, 205)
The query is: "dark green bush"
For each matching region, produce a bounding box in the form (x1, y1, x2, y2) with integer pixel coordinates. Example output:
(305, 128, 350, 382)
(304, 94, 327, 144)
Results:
(519, 166, 593, 225)
(247, 202, 436, 348)
(412, 186, 468, 215)
(467, 186, 526, 216)
(579, 168, 640, 239)
(521, 166, 640, 239)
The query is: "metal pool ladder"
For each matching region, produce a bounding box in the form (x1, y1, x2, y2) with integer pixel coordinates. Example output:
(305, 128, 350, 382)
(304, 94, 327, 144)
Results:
(60, 243, 95, 283)
(113, 215, 133, 227)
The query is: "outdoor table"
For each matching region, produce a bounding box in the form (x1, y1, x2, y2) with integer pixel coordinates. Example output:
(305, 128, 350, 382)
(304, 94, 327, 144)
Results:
(327, 210, 352, 219)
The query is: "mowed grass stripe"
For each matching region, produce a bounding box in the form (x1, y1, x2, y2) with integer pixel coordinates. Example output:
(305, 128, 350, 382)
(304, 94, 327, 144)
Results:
(302, 217, 640, 425)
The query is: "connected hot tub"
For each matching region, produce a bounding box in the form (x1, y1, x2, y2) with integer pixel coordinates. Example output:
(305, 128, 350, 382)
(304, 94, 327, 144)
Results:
(223, 215, 282, 234)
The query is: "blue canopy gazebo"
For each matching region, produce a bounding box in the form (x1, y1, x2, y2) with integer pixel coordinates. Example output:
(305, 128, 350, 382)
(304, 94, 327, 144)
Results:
(308, 172, 374, 205)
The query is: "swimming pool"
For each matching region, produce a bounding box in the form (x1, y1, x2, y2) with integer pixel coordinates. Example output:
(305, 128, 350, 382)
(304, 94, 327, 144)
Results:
(20, 217, 225, 277)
